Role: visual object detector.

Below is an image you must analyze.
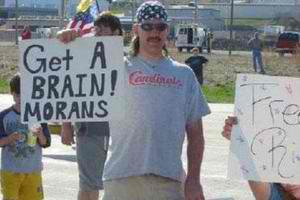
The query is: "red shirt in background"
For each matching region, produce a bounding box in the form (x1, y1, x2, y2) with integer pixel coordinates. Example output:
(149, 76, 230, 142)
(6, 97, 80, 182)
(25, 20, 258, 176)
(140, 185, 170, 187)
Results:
(21, 30, 31, 40)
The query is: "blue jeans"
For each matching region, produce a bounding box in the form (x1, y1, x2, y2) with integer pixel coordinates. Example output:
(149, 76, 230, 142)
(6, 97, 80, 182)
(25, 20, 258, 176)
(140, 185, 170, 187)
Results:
(269, 183, 284, 200)
(252, 49, 265, 74)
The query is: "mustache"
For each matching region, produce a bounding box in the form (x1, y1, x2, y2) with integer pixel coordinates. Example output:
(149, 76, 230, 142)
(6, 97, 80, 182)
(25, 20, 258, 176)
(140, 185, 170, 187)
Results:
(147, 37, 161, 42)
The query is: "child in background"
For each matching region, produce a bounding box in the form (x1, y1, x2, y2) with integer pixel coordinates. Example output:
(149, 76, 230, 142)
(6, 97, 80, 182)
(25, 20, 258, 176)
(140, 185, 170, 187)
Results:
(185, 47, 208, 85)
(0, 73, 51, 200)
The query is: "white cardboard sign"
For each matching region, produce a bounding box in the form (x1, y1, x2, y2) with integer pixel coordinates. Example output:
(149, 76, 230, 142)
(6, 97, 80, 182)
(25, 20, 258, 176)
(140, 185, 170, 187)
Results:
(229, 74, 300, 184)
(19, 37, 125, 123)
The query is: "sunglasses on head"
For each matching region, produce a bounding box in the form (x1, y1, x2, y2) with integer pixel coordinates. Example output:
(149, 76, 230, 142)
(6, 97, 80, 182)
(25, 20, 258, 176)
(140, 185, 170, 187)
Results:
(140, 23, 168, 32)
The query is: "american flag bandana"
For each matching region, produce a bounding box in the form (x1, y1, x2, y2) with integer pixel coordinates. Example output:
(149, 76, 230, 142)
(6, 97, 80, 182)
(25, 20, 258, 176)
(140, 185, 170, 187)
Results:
(136, 1, 168, 23)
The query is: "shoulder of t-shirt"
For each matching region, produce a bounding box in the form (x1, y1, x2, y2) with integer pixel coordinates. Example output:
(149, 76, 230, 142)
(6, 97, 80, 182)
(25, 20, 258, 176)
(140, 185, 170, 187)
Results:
(0, 106, 14, 122)
(0, 106, 14, 138)
(169, 58, 195, 75)
(170, 58, 190, 68)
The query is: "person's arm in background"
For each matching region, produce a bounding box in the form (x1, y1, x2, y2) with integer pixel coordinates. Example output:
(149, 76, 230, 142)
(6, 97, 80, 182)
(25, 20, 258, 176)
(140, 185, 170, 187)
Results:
(223, 116, 271, 200)
(36, 123, 51, 148)
(247, 38, 253, 49)
(185, 57, 192, 65)
(200, 56, 208, 65)
(185, 119, 205, 200)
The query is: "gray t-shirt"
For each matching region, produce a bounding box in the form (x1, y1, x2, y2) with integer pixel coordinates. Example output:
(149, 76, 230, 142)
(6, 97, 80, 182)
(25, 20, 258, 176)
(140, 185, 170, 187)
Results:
(103, 56, 211, 182)
(248, 37, 263, 50)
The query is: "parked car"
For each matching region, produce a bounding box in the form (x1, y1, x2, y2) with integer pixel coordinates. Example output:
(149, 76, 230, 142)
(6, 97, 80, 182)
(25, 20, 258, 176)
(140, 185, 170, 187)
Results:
(175, 24, 206, 52)
(275, 31, 300, 56)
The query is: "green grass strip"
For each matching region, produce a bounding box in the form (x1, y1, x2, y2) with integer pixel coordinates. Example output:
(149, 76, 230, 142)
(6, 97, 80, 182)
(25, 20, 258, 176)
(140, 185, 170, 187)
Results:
(0, 79, 9, 94)
(202, 83, 235, 104)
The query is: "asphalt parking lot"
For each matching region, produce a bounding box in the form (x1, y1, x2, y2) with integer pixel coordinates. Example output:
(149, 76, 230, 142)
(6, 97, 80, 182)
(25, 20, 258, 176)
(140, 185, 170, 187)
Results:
(0, 94, 254, 200)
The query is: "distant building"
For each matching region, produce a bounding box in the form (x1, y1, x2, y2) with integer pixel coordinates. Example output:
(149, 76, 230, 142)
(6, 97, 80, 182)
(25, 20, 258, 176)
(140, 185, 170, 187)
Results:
(4, 0, 110, 17)
(5, 0, 69, 8)
(200, 3, 300, 20)
(123, 4, 224, 31)
(200, 0, 297, 3)
(247, 0, 297, 4)
(5, 16, 64, 30)
(3, 7, 58, 18)
(0, 0, 4, 7)
(167, 5, 224, 31)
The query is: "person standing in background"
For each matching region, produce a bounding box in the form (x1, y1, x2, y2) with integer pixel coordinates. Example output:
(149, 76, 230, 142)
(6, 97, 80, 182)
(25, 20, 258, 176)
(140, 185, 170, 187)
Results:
(185, 47, 208, 85)
(21, 26, 32, 40)
(248, 32, 266, 74)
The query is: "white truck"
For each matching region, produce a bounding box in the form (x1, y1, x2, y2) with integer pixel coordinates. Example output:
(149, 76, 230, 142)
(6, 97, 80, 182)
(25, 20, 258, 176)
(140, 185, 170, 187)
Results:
(175, 24, 206, 52)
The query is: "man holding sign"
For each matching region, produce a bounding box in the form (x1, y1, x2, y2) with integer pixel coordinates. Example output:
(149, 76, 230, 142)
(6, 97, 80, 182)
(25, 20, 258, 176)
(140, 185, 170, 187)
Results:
(58, 1, 210, 199)
(58, 12, 123, 200)
(101, 1, 210, 200)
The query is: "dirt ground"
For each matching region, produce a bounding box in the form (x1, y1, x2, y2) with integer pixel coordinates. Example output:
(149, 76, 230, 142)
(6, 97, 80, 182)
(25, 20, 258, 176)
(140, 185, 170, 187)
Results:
(1, 44, 300, 86)
(168, 48, 300, 86)
(0, 45, 19, 81)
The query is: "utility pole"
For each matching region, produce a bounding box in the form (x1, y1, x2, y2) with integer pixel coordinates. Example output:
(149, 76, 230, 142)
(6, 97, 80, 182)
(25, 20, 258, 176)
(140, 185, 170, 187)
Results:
(229, 0, 234, 55)
(15, 0, 18, 45)
(59, 0, 65, 30)
(194, 0, 198, 25)
(131, 0, 136, 25)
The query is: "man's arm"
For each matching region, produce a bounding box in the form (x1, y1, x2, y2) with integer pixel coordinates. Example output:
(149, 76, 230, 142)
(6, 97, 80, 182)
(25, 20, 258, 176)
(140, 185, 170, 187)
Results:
(248, 38, 253, 47)
(248, 181, 271, 200)
(37, 123, 51, 148)
(185, 119, 205, 200)
(56, 29, 79, 146)
(61, 122, 75, 145)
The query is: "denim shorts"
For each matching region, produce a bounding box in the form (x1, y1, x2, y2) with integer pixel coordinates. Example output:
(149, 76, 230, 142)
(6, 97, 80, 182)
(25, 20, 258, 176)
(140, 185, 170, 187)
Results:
(269, 183, 284, 200)
(77, 133, 108, 191)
